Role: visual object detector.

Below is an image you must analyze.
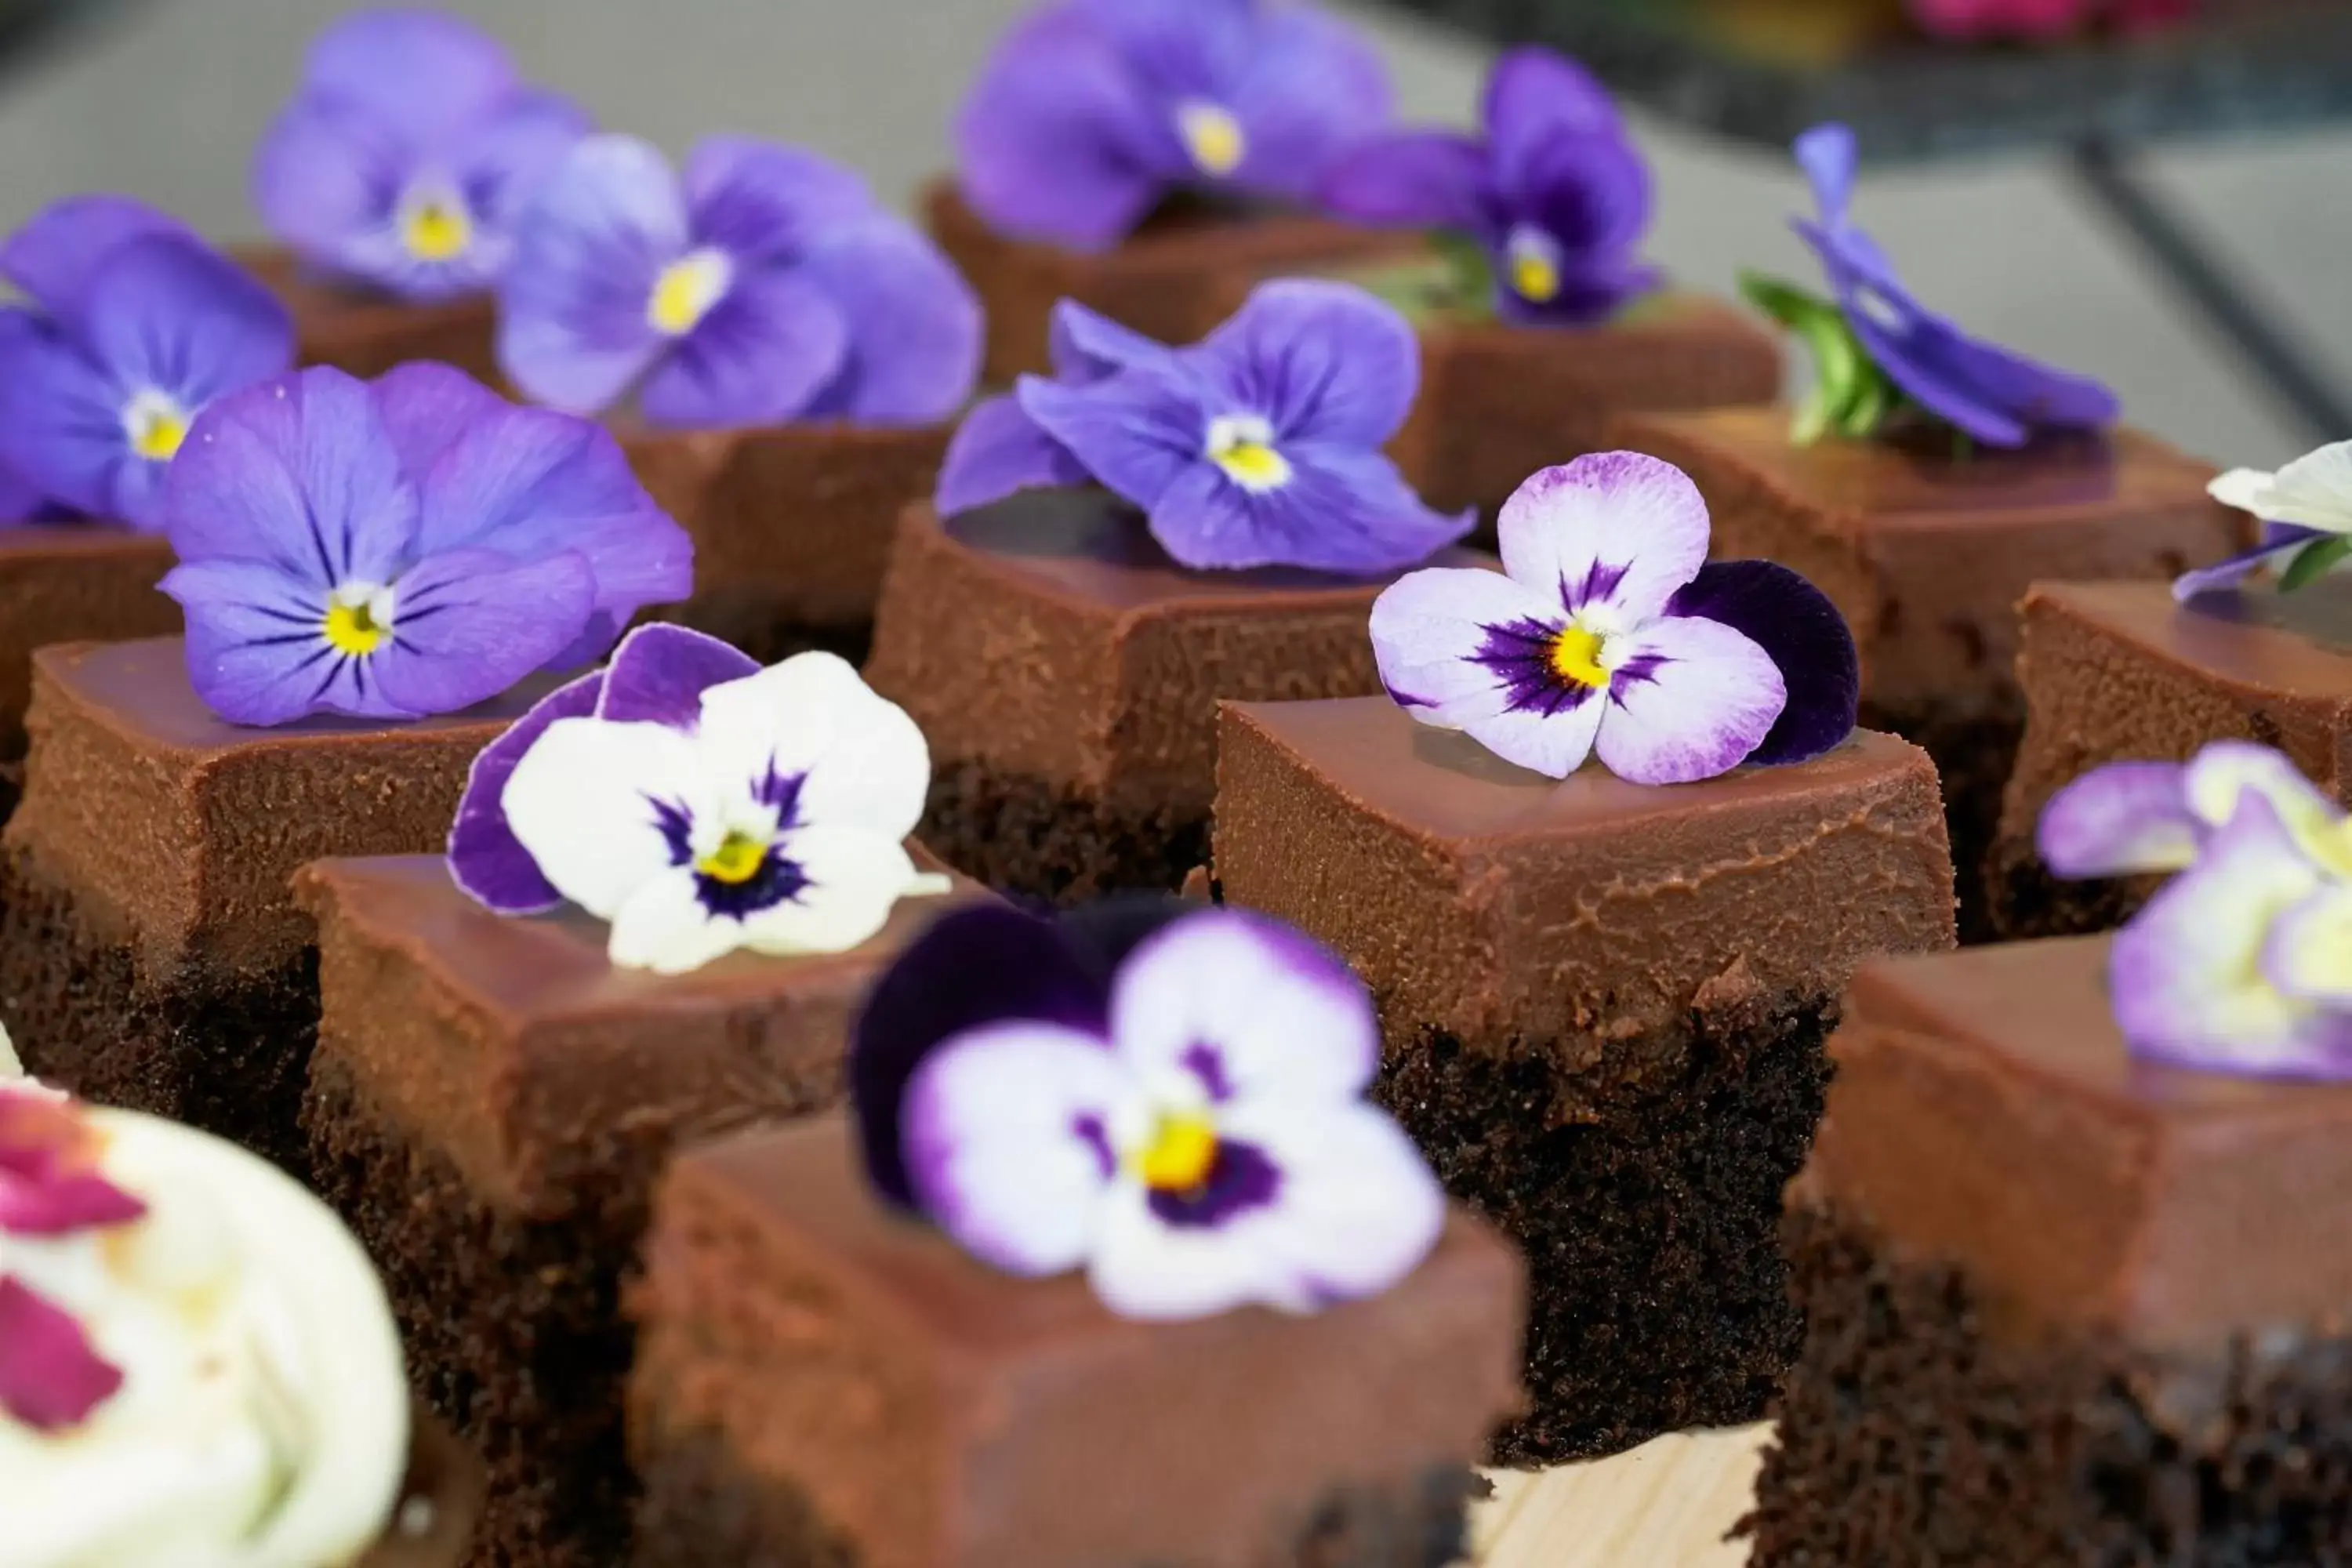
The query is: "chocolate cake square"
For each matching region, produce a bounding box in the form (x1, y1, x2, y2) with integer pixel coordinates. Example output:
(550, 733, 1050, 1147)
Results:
(863, 488, 1494, 905)
(925, 181, 1410, 383)
(297, 853, 986, 1568)
(234, 245, 502, 385)
(0, 524, 179, 817)
(1990, 579, 2352, 941)
(617, 419, 953, 668)
(626, 1114, 1524, 1568)
(1610, 407, 2245, 939)
(1748, 938, 2352, 1564)
(1210, 696, 1956, 1461)
(0, 638, 544, 1170)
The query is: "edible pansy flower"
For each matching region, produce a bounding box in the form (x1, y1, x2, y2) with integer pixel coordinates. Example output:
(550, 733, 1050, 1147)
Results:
(1319, 47, 1657, 325)
(253, 9, 589, 303)
(2042, 742, 2352, 1079)
(956, 0, 1393, 252)
(0, 1085, 143, 1431)
(935, 282, 1469, 574)
(852, 899, 1446, 1320)
(1741, 123, 2119, 449)
(1370, 452, 1859, 785)
(158, 363, 691, 727)
(0, 196, 294, 531)
(452, 623, 947, 975)
(499, 133, 982, 430)
(2172, 438, 2352, 599)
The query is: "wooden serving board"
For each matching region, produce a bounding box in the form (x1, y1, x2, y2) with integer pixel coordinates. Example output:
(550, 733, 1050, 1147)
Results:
(1472, 1424, 1772, 1566)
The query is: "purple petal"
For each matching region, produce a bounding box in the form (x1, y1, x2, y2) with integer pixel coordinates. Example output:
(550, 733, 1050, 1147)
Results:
(1498, 452, 1711, 625)
(1016, 362, 1206, 512)
(1193, 279, 1420, 449)
(935, 394, 1089, 517)
(2037, 760, 2201, 878)
(1148, 445, 1468, 575)
(1495, 253, 1661, 328)
(0, 319, 140, 527)
(2261, 885, 2352, 1008)
(455, 89, 594, 242)
(370, 360, 506, 481)
(164, 558, 375, 725)
(1047, 301, 1174, 384)
(1221, 2, 1395, 204)
(368, 546, 597, 716)
(683, 135, 877, 265)
(1370, 564, 1565, 724)
(251, 98, 413, 281)
(297, 7, 517, 139)
(2172, 523, 2328, 601)
(82, 234, 297, 413)
(596, 621, 760, 728)
(1486, 48, 1624, 198)
(638, 267, 850, 429)
(795, 219, 982, 426)
(852, 903, 1114, 1210)
(0, 1276, 122, 1432)
(1318, 130, 1492, 234)
(497, 133, 684, 415)
(448, 666, 605, 915)
(1513, 131, 1653, 268)
(0, 194, 193, 330)
(1794, 122, 1858, 231)
(1664, 560, 1859, 765)
(1592, 612, 1786, 785)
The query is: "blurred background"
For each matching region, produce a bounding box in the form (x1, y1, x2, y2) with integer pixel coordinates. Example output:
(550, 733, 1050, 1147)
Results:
(0, 0, 2342, 466)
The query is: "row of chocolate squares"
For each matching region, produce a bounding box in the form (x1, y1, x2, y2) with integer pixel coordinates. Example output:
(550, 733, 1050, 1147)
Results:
(4, 585, 2347, 1566)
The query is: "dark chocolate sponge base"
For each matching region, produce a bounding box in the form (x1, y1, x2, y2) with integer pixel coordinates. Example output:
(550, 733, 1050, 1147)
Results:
(0, 848, 318, 1174)
(1863, 699, 2021, 947)
(303, 1056, 638, 1568)
(1377, 992, 1832, 1465)
(1984, 835, 2157, 943)
(916, 757, 1207, 908)
(630, 1426, 1480, 1568)
(1746, 1206, 2352, 1566)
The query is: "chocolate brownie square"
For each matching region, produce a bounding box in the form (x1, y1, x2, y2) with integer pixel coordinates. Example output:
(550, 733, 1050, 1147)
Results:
(235, 245, 501, 385)
(1211, 696, 1956, 1461)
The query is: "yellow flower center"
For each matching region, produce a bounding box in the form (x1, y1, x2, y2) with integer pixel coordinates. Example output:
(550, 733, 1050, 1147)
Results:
(1549, 623, 1610, 689)
(1508, 227, 1563, 305)
(1177, 101, 1247, 178)
(696, 830, 768, 885)
(648, 247, 733, 336)
(322, 596, 388, 657)
(122, 390, 189, 463)
(400, 192, 474, 263)
(1131, 1110, 1219, 1192)
(1205, 414, 1292, 493)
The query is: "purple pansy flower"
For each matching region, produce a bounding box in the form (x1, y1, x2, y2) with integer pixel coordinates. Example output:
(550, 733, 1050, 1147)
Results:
(1370, 452, 1858, 784)
(957, 0, 1393, 252)
(1786, 122, 2118, 448)
(935, 282, 1469, 574)
(158, 363, 691, 728)
(2172, 439, 2352, 599)
(2042, 742, 2352, 1079)
(0, 197, 294, 531)
(455, 623, 948, 974)
(853, 900, 1446, 1320)
(499, 133, 981, 430)
(1319, 47, 1657, 324)
(254, 9, 589, 303)
(0, 1087, 143, 1432)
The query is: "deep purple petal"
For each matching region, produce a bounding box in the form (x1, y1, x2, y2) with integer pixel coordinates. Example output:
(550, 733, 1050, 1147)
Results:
(251, 97, 412, 280)
(1149, 446, 1468, 575)
(448, 666, 604, 915)
(297, 7, 517, 139)
(1047, 301, 1175, 384)
(1222, 2, 1395, 204)
(0, 194, 193, 331)
(2036, 760, 2200, 879)
(369, 360, 506, 481)
(852, 903, 1112, 1210)
(1795, 121, 1858, 232)
(1318, 130, 1492, 234)
(163, 557, 379, 726)
(1485, 47, 1624, 197)
(683, 135, 877, 265)
(596, 621, 760, 728)
(0, 318, 142, 527)
(1494, 253, 1661, 328)
(82, 235, 297, 413)
(1664, 560, 1859, 765)
(2172, 523, 2328, 601)
(0, 1276, 122, 1432)
(935, 394, 1089, 517)
(370, 546, 596, 716)
(795, 219, 982, 426)
(1514, 130, 1653, 263)
(638, 267, 850, 430)
(1016, 363, 1207, 512)
(1193, 279, 1420, 449)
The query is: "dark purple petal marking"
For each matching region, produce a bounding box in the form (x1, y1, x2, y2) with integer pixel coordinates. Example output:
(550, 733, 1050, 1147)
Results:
(1610, 649, 1668, 694)
(594, 622, 760, 728)
(1073, 1112, 1116, 1181)
(691, 844, 808, 922)
(1147, 1137, 1283, 1229)
(648, 795, 695, 866)
(1561, 557, 1629, 615)
(753, 760, 804, 826)
(1382, 680, 1437, 710)
(1179, 1041, 1236, 1104)
(1470, 615, 1595, 717)
(1664, 558, 1859, 766)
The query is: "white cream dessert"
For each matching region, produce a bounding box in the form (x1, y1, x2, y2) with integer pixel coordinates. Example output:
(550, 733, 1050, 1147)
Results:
(0, 1076, 412, 1568)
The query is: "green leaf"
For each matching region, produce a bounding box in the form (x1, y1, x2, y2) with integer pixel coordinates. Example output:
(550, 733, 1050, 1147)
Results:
(1837, 361, 1893, 441)
(1429, 230, 1497, 321)
(1740, 270, 1894, 445)
(2280, 535, 2352, 591)
(1738, 270, 1836, 331)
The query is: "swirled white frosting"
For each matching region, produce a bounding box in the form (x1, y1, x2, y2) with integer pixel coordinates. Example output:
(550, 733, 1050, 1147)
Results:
(0, 1104, 411, 1568)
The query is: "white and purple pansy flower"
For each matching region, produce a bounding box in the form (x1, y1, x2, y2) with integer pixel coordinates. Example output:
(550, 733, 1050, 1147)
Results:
(2172, 437, 2352, 600)
(1319, 46, 1657, 325)
(1370, 452, 1859, 784)
(2042, 742, 2352, 1080)
(498, 132, 982, 430)
(253, 8, 590, 303)
(935, 282, 1470, 575)
(956, 0, 1392, 253)
(0, 196, 294, 531)
(0, 1085, 145, 1432)
(158, 363, 691, 728)
(451, 623, 948, 975)
(851, 899, 1446, 1320)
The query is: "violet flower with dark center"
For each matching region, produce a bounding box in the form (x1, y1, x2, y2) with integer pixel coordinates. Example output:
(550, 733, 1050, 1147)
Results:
(851, 900, 1446, 1320)
(956, 0, 1393, 252)
(158, 362, 691, 727)
(935, 282, 1469, 575)
(254, 8, 589, 303)
(1319, 46, 1657, 325)
(0, 196, 293, 531)
(499, 133, 981, 430)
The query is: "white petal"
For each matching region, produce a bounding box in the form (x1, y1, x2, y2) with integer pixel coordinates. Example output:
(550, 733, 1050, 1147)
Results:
(903, 1022, 1130, 1276)
(1109, 909, 1379, 1107)
(502, 718, 710, 919)
(1461, 687, 1606, 779)
(695, 653, 931, 840)
(1367, 565, 1566, 730)
(605, 869, 750, 975)
(2183, 742, 2352, 878)
(1496, 452, 1710, 625)
(739, 824, 927, 957)
(1592, 614, 1786, 786)
(2206, 466, 2278, 515)
(2258, 439, 2352, 533)
(1086, 1180, 1295, 1320)
(1215, 1100, 1447, 1307)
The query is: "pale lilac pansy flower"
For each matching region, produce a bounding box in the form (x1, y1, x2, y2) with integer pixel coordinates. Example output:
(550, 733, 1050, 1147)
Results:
(851, 900, 1446, 1321)
(2173, 438, 2352, 600)
(1370, 452, 1859, 784)
(452, 623, 948, 975)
